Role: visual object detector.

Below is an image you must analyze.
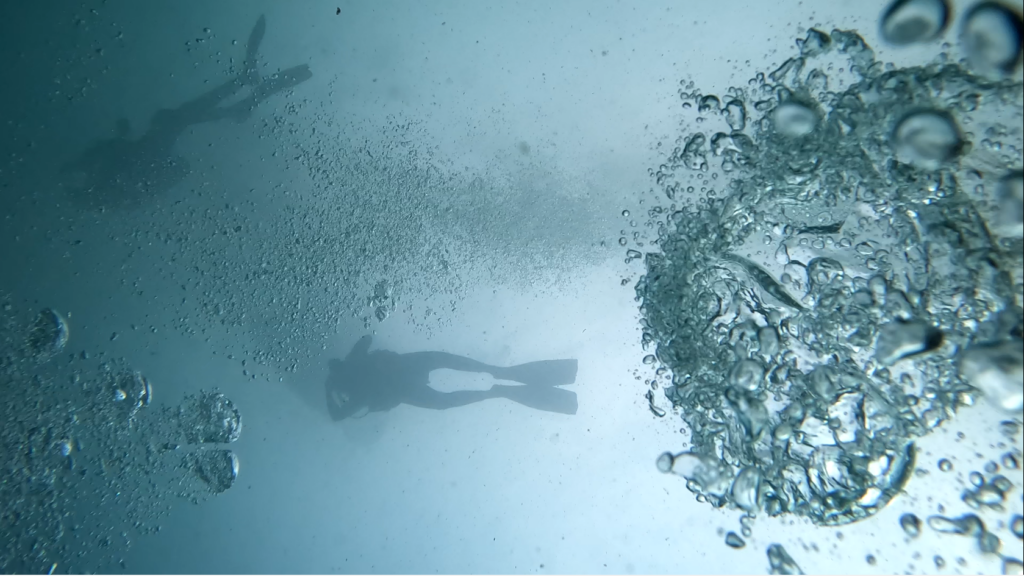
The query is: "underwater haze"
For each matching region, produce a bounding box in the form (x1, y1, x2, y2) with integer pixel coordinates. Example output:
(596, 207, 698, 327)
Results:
(1, 0, 1022, 574)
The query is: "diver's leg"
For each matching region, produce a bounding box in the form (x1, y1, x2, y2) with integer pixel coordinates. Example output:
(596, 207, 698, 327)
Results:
(403, 386, 502, 410)
(220, 64, 312, 122)
(172, 77, 249, 124)
(241, 15, 266, 86)
(399, 351, 503, 376)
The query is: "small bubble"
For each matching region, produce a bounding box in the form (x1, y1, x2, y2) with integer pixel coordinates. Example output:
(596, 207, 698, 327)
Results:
(934, 555, 945, 569)
(1011, 515, 1023, 539)
(656, 452, 674, 473)
(938, 458, 953, 472)
(725, 532, 746, 549)
(900, 513, 921, 537)
(866, 554, 877, 566)
(978, 531, 1001, 555)
(969, 471, 985, 487)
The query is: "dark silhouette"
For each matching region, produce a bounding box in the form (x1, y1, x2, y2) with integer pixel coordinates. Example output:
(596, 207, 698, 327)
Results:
(60, 15, 312, 210)
(325, 335, 579, 420)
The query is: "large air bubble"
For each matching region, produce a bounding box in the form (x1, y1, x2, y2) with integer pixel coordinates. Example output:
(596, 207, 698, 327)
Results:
(961, 2, 1024, 76)
(892, 109, 962, 170)
(880, 0, 950, 46)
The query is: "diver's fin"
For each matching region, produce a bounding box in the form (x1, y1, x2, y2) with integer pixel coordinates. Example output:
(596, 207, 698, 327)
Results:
(496, 384, 578, 415)
(495, 359, 578, 386)
(242, 15, 266, 85)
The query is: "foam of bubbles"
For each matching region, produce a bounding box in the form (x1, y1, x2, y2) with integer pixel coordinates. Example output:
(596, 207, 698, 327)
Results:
(638, 28, 1023, 527)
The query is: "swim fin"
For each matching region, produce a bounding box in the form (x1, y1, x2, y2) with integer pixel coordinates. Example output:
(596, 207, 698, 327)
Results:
(494, 359, 578, 387)
(495, 384, 578, 415)
(242, 15, 266, 86)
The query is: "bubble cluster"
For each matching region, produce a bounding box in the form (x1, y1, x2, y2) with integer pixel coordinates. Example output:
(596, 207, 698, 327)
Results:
(0, 300, 244, 572)
(639, 27, 1023, 528)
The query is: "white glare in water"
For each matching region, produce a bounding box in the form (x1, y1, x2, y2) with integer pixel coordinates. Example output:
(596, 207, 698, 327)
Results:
(880, 0, 950, 46)
(961, 2, 1024, 76)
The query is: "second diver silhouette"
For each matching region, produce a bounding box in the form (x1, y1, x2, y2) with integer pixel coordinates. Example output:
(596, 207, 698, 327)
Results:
(325, 336, 580, 420)
(61, 15, 312, 210)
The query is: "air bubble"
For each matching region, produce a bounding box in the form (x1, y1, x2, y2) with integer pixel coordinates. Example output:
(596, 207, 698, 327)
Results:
(26, 308, 70, 362)
(767, 544, 803, 575)
(900, 513, 921, 537)
(961, 2, 1024, 75)
(880, 0, 950, 46)
(959, 340, 1024, 414)
(892, 109, 962, 170)
(992, 170, 1023, 238)
(180, 391, 243, 444)
(773, 102, 817, 137)
(188, 449, 239, 494)
(656, 452, 674, 473)
(874, 319, 942, 366)
(938, 458, 953, 472)
(725, 531, 746, 549)
(927, 513, 984, 536)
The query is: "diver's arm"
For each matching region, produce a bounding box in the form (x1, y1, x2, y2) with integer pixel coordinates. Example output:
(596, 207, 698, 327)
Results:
(345, 335, 373, 360)
(325, 384, 346, 421)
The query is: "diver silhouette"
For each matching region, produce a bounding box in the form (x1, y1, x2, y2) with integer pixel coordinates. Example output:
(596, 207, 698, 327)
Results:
(60, 15, 312, 210)
(325, 335, 580, 420)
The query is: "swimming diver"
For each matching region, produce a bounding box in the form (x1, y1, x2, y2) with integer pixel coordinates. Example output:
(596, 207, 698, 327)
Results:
(60, 15, 312, 210)
(325, 335, 580, 420)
